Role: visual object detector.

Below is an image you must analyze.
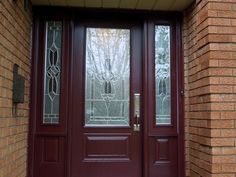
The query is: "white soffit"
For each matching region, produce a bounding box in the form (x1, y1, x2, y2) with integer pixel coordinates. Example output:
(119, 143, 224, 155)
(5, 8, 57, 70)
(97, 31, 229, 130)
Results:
(31, 0, 195, 11)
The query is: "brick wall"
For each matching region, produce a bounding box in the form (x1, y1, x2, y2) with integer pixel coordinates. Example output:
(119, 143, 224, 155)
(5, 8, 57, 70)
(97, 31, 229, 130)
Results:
(1, 0, 236, 176)
(0, 0, 32, 177)
(184, 0, 236, 176)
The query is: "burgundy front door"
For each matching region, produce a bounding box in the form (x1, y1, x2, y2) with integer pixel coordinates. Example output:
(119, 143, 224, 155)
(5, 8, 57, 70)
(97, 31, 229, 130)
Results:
(29, 10, 184, 177)
(70, 20, 143, 177)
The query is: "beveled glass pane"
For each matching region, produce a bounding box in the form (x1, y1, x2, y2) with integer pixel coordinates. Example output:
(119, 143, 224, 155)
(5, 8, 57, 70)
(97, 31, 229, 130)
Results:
(85, 28, 130, 126)
(155, 25, 171, 125)
(43, 21, 62, 124)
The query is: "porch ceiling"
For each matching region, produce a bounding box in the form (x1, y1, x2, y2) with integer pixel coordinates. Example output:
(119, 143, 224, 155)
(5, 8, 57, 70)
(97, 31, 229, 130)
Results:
(31, 0, 194, 11)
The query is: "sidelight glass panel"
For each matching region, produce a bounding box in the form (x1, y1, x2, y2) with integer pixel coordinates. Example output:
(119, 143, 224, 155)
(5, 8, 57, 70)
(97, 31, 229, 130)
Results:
(155, 25, 171, 125)
(85, 28, 130, 126)
(43, 21, 62, 124)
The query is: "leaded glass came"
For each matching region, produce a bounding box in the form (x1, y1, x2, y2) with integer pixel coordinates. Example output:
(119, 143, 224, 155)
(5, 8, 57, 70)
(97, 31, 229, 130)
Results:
(43, 21, 62, 124)
(155, 25, 171, 125)
(85, 28, 130, 126)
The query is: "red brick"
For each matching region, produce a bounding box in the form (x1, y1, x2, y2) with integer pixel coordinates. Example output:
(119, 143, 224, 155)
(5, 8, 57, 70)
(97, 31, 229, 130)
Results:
(184, 0, 236, 176)
(0, 0, 32, 177)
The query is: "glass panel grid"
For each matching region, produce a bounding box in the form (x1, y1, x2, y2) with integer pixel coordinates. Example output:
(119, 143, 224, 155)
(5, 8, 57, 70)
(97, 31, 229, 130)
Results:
(155, 25, 171, 125)
(43, 21, 62, 124)
(85, 28, 130, 127)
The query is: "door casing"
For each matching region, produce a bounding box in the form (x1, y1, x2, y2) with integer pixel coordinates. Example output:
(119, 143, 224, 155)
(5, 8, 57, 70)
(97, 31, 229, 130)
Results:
(28, 7, 185, 177)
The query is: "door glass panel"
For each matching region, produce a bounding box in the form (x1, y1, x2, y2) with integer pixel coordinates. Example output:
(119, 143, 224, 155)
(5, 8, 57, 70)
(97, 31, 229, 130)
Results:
(85, 28, 130, 127)
(155, 25, 171, 125)
(43, 21, 62, 124)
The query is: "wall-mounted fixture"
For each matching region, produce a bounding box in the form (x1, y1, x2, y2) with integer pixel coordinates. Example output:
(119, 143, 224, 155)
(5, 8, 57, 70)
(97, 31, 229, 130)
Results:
(13, 64, 25, 104)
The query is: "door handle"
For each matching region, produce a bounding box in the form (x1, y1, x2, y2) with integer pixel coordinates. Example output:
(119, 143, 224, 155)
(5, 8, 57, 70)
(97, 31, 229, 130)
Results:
(133, 93, 140, 132)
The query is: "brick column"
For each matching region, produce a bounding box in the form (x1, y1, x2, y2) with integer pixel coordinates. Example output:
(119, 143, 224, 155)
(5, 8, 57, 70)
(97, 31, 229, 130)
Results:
(184, 0, 236, 176)
(0, 0, 32, 177)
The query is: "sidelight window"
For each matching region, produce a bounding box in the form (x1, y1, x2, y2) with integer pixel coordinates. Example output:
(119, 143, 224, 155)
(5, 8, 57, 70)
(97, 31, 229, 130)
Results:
(155, 25, 171, 125)
(43, 21, 62, 124)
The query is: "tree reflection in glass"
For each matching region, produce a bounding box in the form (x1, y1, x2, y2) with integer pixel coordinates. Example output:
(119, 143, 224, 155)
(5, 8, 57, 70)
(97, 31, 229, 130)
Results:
(85, 28, 130, 126)
(155, 26, 171, 125)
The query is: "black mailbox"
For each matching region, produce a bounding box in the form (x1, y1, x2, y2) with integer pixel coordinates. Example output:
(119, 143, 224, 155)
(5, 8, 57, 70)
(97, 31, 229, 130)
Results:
(13, 64, 25, 103)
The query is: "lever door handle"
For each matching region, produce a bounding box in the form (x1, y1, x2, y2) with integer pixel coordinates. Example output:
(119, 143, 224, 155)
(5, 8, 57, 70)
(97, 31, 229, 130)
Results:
(134, 114, 140, 132)
(133, 93, 140, 132)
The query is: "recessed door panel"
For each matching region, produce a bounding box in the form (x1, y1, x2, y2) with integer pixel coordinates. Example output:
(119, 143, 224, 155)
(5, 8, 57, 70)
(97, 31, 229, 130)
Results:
(34, 136, 65, 177)
(155, 139, 170, 162)
(43, 137, 60, 162)
(83, 133, 131, 161)
(149, 137, 178, 177)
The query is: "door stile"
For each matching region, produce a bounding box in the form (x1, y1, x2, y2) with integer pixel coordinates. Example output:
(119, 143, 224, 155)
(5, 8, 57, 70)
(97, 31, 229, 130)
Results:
(70, 21, 85, 177)
(143, 20, 149, 177)
(176, 18, 185, 177)
(65, 18, 74, 177)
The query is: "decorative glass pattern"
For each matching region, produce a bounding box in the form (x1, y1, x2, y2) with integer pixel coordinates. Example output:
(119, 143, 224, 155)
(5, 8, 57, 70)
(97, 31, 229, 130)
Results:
(85, 28, 130, 126)
(43, 21, 62, 124)
(155, 25, 171, 125)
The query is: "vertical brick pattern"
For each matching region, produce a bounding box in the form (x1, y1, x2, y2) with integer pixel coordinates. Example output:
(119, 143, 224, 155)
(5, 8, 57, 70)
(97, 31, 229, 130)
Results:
(184, 0, 236, 176)
(0, 0, 32, 177)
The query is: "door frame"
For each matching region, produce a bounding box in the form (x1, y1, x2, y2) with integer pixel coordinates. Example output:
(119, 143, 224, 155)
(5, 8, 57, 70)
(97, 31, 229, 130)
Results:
(143, 17, 185, 177)
(28, 7, 184, 177)
(70, 16, 143, 177)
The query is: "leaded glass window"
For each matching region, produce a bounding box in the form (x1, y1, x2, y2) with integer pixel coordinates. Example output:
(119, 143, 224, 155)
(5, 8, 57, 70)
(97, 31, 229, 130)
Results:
(85, 28, 130, 126)
(43, 21, 62, 124)
(155, 25, 171, 125)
